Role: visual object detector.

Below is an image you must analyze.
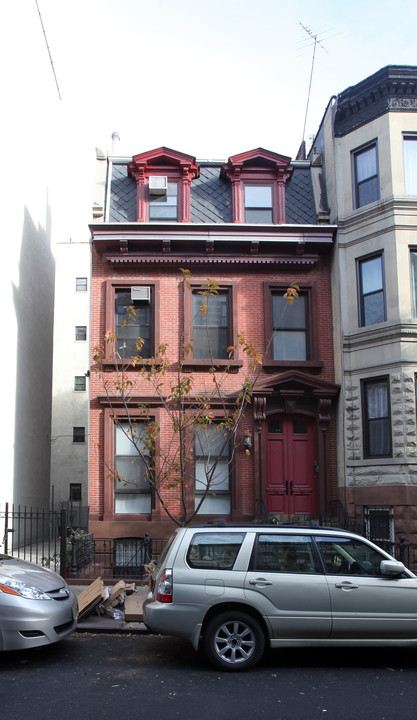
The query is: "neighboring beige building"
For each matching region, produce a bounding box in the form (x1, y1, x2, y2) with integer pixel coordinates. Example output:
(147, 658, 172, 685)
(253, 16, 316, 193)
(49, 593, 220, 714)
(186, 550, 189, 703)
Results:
(311, 65, 417, 545)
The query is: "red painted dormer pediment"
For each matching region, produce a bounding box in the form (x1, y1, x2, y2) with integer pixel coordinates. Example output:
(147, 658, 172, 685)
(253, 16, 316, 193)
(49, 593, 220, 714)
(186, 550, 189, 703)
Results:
(128, 147, 200, 177)
(221, 148, 293, 224)
(221, 147, 293, 176)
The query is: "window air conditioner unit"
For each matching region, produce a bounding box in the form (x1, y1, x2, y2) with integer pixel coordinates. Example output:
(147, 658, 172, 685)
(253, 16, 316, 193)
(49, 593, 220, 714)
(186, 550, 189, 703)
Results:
(131, 286, 151, 302)
(149, 176, 168, 194)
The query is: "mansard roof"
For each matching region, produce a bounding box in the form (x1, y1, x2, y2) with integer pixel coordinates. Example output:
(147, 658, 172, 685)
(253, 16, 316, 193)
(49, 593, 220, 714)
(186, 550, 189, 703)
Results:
(108, 158, 318, 225)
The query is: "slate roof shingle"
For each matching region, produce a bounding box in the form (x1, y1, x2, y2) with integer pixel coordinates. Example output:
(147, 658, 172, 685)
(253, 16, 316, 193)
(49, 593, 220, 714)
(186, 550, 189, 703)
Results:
(108, 161, 318, 225)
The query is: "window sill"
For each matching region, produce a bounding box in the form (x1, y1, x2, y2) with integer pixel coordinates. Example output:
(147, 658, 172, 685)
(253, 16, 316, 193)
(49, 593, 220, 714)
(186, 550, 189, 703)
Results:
(262, 360, 324, 371)
(103, 512, 152, 522)
(182, 359, 243, 373)
(101, 356, 160, 369)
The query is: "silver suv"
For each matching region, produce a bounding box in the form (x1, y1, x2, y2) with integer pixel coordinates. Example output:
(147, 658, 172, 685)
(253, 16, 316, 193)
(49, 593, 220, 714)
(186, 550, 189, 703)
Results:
(143, 524, 417, 671)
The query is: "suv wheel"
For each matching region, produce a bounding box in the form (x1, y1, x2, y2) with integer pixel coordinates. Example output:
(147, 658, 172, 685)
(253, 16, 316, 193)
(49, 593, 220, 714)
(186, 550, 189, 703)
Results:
(203, 611, 265, 671)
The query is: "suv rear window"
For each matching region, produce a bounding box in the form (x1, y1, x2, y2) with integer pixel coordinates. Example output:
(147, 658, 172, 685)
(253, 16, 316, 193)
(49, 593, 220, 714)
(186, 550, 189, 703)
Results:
(186, 532, 245, 570)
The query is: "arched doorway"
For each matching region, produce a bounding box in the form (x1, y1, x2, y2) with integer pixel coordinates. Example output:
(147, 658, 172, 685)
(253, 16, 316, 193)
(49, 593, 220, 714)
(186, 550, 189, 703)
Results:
(265, 415, 316, 516)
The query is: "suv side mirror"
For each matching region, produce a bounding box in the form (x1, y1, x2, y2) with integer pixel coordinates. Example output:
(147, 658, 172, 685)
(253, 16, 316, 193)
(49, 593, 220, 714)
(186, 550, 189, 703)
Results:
(380, 559, 405, 577)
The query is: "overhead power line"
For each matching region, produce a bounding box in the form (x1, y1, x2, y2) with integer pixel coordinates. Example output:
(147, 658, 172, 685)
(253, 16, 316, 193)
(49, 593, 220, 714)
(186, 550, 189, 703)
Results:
(35, 0, 62, 101)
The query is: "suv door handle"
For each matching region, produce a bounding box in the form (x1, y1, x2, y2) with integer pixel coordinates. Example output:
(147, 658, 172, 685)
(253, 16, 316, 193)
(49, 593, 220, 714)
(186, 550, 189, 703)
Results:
(335, 581, 359, 590)
(249, 578, 273, 586)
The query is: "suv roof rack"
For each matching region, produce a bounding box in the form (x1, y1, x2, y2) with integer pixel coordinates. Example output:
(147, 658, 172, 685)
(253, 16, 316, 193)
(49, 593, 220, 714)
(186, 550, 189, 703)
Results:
(198, 519, 352, 533)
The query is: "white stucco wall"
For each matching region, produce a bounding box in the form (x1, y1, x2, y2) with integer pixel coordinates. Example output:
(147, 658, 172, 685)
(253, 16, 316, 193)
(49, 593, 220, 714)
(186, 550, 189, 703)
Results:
(50, 242, 91, 508)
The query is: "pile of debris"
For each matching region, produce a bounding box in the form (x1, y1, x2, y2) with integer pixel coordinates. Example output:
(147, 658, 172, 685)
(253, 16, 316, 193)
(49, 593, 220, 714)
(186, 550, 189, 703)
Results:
(77, 578, 145, 622)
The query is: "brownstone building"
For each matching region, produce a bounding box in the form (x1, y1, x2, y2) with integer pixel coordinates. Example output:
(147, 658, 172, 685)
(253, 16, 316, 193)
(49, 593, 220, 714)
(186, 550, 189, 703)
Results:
(89, 146, 337, 541)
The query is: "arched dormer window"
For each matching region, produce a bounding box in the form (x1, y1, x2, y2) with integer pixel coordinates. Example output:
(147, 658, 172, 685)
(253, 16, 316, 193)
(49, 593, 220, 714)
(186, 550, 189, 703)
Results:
(221, 148, 293, 224)
(128, 147, 200, 223)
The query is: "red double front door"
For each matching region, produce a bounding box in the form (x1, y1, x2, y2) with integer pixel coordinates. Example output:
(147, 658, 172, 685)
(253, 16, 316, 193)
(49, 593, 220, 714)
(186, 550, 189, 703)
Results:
(266, 416, 316, 516)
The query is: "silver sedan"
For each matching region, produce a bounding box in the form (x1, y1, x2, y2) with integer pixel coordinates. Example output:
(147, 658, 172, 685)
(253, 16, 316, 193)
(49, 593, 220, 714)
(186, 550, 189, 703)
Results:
(0, 554, 78, 651)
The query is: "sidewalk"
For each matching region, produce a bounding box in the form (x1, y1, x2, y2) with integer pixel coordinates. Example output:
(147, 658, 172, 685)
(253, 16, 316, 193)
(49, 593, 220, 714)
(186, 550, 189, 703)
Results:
(72, 584, 150, 635)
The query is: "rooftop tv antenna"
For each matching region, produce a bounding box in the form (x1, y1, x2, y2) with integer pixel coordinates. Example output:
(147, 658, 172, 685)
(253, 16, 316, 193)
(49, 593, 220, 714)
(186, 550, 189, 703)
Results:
(299, 22, 331, 146)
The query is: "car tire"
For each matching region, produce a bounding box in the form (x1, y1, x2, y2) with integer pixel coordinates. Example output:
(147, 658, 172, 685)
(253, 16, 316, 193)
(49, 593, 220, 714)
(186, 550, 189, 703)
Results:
(203, 610, 265, 671)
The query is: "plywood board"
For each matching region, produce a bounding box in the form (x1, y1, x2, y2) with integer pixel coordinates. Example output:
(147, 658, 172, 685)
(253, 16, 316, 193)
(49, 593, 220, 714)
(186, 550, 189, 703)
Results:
(77, 578, 105, 618)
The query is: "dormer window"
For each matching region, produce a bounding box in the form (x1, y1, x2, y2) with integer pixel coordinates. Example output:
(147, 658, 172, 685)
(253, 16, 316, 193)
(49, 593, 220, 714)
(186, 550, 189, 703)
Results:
(221, 148, 293, 224)
(149, 181, 178, 221)
(244, 184, 273, 223)
(128, 147, 199, 223)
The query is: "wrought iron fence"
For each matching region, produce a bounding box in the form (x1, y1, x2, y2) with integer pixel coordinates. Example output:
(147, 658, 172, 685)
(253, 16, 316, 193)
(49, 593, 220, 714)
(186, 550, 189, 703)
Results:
(1, 503, 167, 580)
(70, 535, 166, 580)
(0, 503, 67, 573)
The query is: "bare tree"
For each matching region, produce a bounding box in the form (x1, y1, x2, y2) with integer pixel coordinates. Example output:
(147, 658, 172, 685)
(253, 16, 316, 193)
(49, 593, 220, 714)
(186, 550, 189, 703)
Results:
(93, 270, 298, 526)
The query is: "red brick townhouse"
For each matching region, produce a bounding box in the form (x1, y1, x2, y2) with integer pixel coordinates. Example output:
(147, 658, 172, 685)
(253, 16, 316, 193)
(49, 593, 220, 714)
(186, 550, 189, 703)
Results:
(89, 146, 338, 541)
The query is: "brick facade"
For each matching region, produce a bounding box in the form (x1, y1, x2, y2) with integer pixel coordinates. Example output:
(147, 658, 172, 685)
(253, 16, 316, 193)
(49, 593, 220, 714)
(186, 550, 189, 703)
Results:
(89, 148, 338, 541)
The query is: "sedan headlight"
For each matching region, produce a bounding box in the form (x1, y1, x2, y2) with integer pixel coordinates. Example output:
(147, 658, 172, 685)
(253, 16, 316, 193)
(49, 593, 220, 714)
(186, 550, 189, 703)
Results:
(0, 576, 51, 600)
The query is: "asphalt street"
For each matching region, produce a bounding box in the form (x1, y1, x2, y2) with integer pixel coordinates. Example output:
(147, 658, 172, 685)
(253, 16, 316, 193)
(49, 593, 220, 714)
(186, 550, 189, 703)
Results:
(1, 632, 417, 720)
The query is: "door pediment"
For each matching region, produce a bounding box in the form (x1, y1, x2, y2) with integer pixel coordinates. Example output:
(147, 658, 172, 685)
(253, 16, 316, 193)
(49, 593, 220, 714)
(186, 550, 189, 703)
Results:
(254, 370, 339, 398)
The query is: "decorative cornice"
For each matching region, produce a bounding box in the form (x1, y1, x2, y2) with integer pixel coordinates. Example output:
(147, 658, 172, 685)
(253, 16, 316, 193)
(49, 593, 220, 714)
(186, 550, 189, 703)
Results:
(104, 253, 320, 267)
(334, 65, 417, 137)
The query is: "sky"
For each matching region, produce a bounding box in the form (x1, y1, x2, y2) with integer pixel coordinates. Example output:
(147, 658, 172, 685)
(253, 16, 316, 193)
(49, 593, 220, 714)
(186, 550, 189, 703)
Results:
(16, 0, 417, 159)
(3, 0, 417, 240)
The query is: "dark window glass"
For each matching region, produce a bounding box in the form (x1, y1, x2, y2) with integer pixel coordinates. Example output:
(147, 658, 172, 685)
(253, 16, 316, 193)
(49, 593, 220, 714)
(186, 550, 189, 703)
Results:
(353, 144, 379, 208)
(293, 420, 307, 434)
(316, 536, 386, 577)
(75, 325, 87, 341)
(70, 483, 82, 501)
(363, 378, 391, 458)
(268, 420, 282, 434)
(272, 293, 308, 360)
(254, 535, 317, 573)
(115, 289, 152, 358)
(74, 376, 86, 391)
(244, 184, 273, 223)
(187, 533, 244, 569)
(357, 255, 385, 327)
(192, 291, 229, 359)
(73, 427, 85, 443)
(149, 181, 178, 221)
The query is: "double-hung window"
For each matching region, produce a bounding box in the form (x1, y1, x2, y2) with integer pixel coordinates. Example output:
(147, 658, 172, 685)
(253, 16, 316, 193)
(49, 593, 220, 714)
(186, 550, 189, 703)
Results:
(115, 288, 152, 359)
(149, 181, 178, 221)
(192, 290, 230, 360)
(403, 134, 417, 194)
(263, 284, 320, 369)
(362, 377, 391, 458)
(244, 184, 273, 223)
(271, 291, 308, 361)
(104, 281, 159, 364)
(357, 254, 386, 327)
(352, 142, 379, 209)
(194, 424, 231, 515)
(114, 422, 152, 514)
